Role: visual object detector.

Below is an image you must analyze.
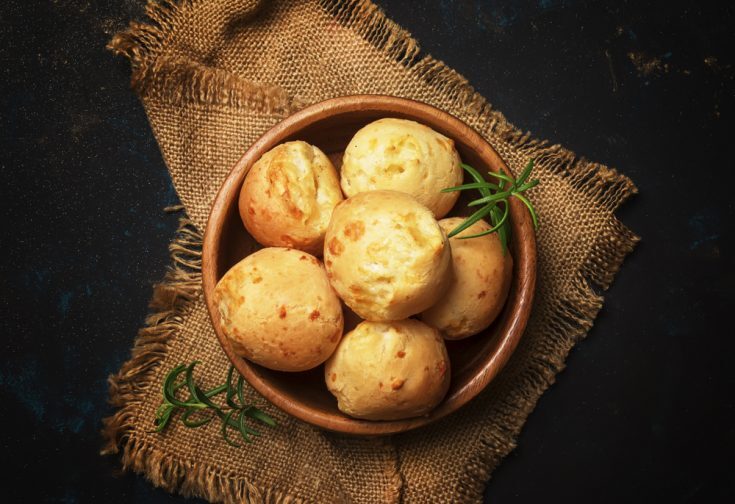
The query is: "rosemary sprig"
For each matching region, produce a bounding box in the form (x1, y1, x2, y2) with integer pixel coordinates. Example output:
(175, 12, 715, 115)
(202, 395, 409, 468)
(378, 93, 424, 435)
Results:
(153, 361, 276, 447)
(441, 159, 540, 252)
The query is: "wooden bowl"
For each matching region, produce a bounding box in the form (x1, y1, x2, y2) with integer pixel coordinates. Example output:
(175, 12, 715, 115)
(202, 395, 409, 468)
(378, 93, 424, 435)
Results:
(202, 95, 536, 435)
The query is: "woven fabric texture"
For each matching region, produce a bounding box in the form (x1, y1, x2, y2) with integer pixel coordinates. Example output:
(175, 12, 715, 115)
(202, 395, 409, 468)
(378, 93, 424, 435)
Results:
(102, 1, 639, 502)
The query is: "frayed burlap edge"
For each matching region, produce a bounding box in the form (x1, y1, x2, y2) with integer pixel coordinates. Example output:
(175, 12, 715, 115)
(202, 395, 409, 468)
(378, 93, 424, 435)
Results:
(103, 1, 640, 503)
(108, 0, 302, 115)
(99, 207, 304, 504)
(100, 207, 201, 460)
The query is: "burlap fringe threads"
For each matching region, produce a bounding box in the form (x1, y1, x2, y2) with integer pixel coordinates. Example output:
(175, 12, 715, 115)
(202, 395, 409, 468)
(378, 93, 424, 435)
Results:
(99, 208, 303, 503)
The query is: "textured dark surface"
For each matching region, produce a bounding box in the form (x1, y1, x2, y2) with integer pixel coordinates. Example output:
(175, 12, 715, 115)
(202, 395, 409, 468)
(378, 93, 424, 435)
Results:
(0, 0, 732, 502)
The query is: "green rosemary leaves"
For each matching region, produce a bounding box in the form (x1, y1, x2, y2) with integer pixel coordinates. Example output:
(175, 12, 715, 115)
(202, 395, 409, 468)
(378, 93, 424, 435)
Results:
(441, 159, 540, 252)
(153, 361, 276, 447)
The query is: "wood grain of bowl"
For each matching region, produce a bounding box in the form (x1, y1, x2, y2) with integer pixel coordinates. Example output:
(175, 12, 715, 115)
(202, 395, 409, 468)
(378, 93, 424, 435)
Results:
(202, 95, 537, 435)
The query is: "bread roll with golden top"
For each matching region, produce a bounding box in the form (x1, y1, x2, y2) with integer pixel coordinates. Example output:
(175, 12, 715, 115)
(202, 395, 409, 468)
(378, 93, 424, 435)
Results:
(324, 190, 452, 321)
(239, 141, 343, 255)
(340, 118, 463, 218)
(325, 319, 450, 420)
(421, 217, 513, 339)
(214, 247, 343, 372)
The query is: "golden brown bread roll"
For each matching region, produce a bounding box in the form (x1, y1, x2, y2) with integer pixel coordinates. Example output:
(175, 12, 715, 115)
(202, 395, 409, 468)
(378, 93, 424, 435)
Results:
(421, 217, 513, 339)
(323, 190, 452, 321)
(214, 247, 343, 371)
(340, 118, 463, 218)
(239, 141, 343, 255)
(325, 319, 450, 420)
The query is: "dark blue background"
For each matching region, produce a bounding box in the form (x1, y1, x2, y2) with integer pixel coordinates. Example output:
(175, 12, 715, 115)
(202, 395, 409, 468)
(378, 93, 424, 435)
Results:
(1, 0, 732, 502)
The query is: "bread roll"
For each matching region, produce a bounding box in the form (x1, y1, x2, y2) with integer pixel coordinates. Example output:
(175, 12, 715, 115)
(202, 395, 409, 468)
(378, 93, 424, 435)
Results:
(324, 190, 452, 321)
(325, 319, 450, 420)
(239, 141, 343, 255)
(340, 118, 463, 218)
(421, 217, 513, 339)
(214, 247, 343, 371)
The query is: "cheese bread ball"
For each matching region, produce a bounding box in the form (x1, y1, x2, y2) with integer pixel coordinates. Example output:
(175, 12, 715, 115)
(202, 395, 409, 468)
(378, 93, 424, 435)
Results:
(340, 118, 463, 218)
(421, 217, 513, 339)
(239, 141, 343, 255)
(214, 247, 344, 372)
(324, 190, 452, 321)
(325, 319, 450, 420)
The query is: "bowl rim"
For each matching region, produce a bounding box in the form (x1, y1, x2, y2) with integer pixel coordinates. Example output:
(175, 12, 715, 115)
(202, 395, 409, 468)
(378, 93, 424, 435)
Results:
(202, 94, 537, 435)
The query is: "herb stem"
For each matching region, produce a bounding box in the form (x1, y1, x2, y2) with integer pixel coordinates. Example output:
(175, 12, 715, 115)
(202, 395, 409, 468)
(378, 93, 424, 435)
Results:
(443, 159, 540, 253)
(153, 362, 276, 445)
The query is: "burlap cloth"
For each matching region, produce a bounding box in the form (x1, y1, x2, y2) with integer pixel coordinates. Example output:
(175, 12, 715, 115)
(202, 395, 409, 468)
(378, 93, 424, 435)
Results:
(101, 1, 639, 502)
